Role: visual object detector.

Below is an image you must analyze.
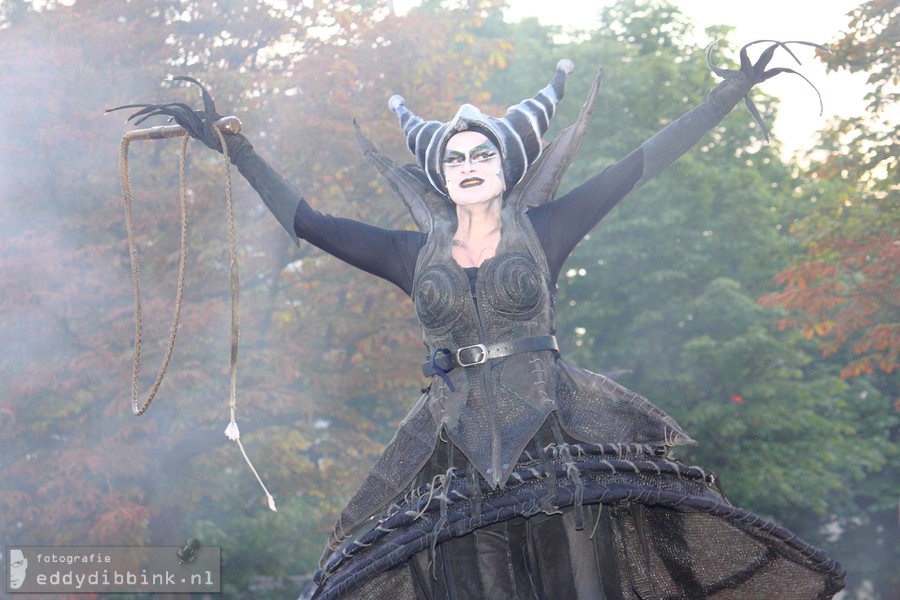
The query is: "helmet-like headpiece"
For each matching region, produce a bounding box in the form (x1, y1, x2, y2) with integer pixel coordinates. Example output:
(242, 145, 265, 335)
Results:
(389, 59, 574, 197)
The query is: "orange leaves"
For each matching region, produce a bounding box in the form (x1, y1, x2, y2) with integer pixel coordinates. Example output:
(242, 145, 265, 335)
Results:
(844, 323, 900, 378)
(771, 260, 838, 289)
(803, 320, 835, 340)
(840, 357, 875, 380)
(779, 0, 900, 382)
(761, 261, 846, 323)
(864, 323, 900, 356)
(761, 234, 898, 378)
(87, 494, 152, 545)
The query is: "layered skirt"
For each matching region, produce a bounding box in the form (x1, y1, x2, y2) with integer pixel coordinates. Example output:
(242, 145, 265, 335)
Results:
(311, 418, 845, 600)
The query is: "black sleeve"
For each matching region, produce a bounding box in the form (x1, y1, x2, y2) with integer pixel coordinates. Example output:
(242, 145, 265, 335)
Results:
(529, 62, 761, 283)
(529, 147, 644, 283)
(232, 142, 423, 296)
(293, 201, 424, 297)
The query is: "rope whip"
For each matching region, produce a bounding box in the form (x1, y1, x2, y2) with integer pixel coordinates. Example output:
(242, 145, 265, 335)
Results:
(118, 116, 276, 511)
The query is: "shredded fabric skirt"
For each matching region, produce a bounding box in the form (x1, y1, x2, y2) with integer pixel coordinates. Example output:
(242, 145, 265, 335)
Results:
(311, 417, 845, 600)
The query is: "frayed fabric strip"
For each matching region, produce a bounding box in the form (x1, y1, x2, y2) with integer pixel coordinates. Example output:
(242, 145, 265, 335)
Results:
(314, 442, 845, 599)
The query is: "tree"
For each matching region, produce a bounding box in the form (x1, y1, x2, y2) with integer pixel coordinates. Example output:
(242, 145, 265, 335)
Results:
(758, 1, 900, 596)
(759, 0, 899, 381)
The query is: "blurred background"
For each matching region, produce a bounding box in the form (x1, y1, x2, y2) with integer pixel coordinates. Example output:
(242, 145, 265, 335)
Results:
(0, 0, 896, 598)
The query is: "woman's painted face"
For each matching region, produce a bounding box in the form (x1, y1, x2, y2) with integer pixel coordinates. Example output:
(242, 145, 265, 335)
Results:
(442, 131, 505, 206)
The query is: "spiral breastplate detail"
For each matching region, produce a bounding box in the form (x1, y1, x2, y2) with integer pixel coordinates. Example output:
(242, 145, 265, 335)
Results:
(480, 251, 544, 319)
(414, 263, 468, 332)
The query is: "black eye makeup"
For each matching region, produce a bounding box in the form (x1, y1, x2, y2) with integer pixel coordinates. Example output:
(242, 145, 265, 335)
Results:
(443, 142, 499, 166)
(443, 150, 466, 165)
(471, 146, 498, 161)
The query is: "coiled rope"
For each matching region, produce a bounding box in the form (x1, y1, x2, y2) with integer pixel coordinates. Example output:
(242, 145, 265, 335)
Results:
(118, 122, 276, 511)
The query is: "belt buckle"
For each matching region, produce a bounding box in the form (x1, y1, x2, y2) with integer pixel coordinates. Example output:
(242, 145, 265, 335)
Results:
(455, 344, 487, 367)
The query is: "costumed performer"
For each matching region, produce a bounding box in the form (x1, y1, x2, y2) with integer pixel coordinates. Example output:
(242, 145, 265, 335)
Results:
(115, 41, 845, 600)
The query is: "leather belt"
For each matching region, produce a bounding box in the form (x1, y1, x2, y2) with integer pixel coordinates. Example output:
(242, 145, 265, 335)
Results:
(422, 335, 559, 383)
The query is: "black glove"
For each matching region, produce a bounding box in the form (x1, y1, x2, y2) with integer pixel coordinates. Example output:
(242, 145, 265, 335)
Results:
(107, 76, 251, 160)
(109, 78, 310, 243)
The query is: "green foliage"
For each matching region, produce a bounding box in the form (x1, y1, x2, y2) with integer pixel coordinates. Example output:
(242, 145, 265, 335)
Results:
(826, 0, 899, 114)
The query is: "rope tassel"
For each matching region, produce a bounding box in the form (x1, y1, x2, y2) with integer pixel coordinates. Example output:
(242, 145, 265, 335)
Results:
(225, 419, 277, 512)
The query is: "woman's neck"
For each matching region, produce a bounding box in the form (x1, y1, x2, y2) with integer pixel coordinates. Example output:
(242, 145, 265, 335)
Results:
(452, 199, 503, 268)
(454, 198, 502, 239)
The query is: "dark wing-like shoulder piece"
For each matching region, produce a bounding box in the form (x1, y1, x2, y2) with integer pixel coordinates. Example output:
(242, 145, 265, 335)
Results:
(354, 120, 454, 233)
(509, 68, 604, 210)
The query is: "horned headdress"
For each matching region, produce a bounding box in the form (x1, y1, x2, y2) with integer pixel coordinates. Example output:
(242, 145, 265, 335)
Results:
(355, 59, 602, 233)
(388, 59, 575, 197)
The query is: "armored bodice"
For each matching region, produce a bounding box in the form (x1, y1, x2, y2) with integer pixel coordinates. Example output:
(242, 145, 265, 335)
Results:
(412, 203, 558, 487)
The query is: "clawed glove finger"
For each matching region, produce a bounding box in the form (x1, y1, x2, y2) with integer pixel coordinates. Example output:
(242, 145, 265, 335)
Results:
(707, 40, 827, 141)
(107, 77, 227, 152)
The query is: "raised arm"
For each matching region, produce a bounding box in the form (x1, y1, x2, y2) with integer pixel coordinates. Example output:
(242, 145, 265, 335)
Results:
(635, 39, 823, 190)
(229, 141, 423, 295)
(109, 78, 423, 294)
(533, 40, 823, 276)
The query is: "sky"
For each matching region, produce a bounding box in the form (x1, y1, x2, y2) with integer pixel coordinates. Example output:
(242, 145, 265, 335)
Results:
(396, 0, 870, 160)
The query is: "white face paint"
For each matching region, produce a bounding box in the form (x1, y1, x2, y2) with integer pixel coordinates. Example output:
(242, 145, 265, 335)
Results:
(442, 131, 505, 207)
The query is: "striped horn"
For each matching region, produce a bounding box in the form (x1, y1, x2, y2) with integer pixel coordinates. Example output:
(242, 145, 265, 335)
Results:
(389, 59, 574, 197)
